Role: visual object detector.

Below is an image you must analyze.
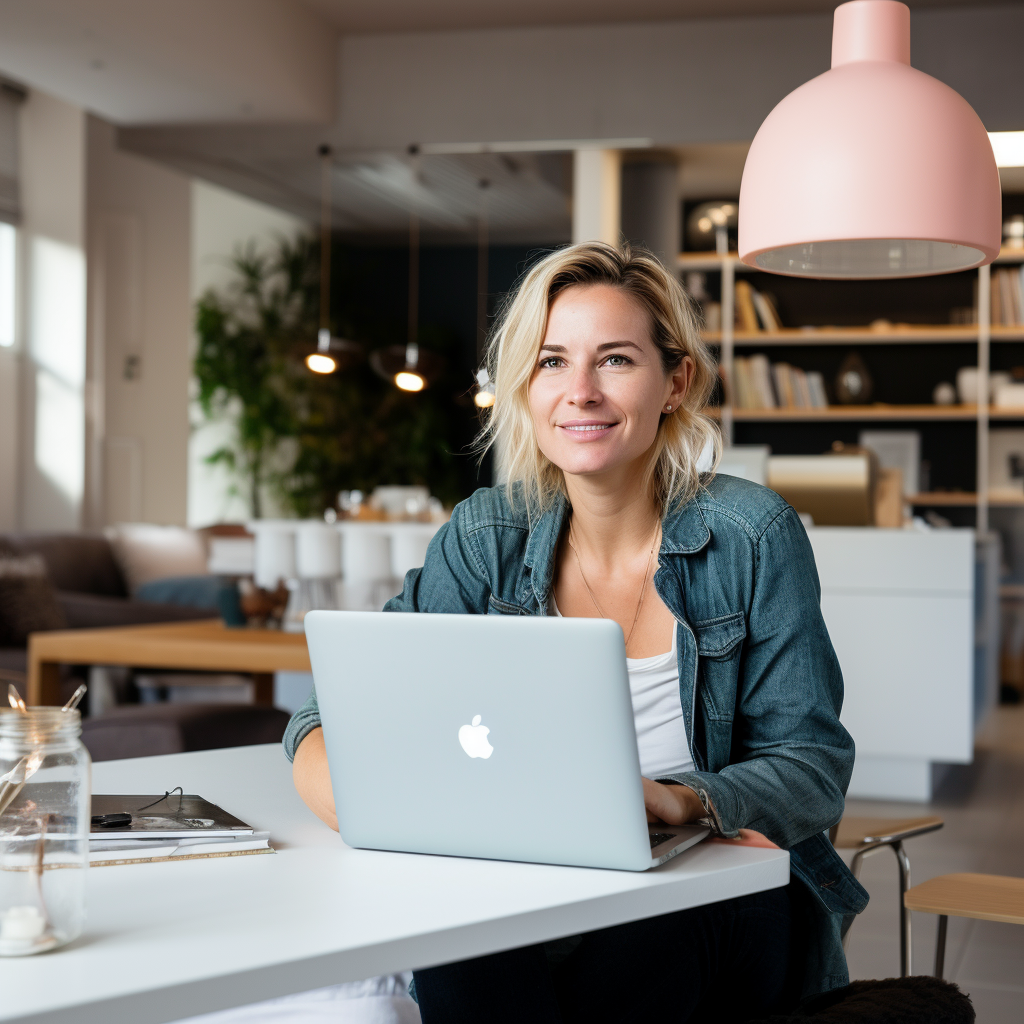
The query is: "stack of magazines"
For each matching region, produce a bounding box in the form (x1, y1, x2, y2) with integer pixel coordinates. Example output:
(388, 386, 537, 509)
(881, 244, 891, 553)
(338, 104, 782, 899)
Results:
(90, 793, 272, 866)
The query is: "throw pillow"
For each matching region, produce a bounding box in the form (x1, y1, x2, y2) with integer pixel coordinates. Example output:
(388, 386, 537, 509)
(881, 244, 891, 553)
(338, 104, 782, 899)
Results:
(135, 575, 223, 610)
(105, 524, 209, 594)
(0, 554, 68, 648)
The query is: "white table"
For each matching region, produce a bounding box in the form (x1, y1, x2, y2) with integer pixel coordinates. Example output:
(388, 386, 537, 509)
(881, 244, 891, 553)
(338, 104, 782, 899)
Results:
(2, 745, 789, 1024)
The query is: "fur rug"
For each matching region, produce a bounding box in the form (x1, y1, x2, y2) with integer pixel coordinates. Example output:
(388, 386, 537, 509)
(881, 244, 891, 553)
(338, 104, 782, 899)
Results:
(749, 977, 974, 1023)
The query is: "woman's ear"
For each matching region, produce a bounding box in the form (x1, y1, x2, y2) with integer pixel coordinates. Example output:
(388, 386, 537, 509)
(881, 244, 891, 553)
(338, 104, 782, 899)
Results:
(665, 356, 695, 413)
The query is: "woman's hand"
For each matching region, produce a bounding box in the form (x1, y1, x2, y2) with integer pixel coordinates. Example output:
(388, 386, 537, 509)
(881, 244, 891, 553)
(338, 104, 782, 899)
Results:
(292, 727, 339, 831)
(642, 778, 705, 826)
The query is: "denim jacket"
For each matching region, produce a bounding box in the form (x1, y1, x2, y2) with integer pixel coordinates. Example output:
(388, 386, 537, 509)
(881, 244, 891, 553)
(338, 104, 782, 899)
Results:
(284, 474, 869, 1000)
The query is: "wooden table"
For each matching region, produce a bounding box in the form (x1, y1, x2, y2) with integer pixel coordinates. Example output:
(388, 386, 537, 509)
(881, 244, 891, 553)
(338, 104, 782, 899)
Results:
(27, 620, 311, 706)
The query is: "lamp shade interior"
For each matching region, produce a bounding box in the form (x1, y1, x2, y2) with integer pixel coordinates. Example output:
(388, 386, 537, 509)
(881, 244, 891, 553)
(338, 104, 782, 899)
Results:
(752, 239, 988, 279)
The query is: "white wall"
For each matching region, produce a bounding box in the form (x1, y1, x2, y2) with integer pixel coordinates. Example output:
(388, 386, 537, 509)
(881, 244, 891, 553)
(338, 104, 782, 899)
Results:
(86, 116, 192, 528)
(334, 6, 1024, 153)
(188, 180, 307, 527)
(17, 89, 86, 532)
(0, 0, 335, 125)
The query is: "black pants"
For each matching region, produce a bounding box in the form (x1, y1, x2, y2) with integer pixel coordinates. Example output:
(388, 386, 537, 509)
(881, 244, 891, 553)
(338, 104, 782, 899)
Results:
(413, 886, 792, 1024)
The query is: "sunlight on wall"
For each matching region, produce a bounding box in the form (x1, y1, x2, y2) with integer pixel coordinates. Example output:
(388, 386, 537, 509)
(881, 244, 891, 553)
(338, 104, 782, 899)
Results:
(35, 369, 84, 503)
(31, 235, 86, 502)
(0, 223, 15, 348)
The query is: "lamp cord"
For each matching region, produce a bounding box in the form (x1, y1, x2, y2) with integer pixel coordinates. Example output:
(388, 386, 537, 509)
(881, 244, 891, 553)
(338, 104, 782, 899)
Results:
(319, 145, 331, 334)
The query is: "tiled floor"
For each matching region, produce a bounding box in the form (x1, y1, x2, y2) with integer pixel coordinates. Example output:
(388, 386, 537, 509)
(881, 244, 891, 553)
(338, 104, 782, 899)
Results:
(842, 705, 1024, 1023)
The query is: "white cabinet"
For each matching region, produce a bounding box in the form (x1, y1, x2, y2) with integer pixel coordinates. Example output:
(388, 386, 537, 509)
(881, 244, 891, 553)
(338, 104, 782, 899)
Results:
(807, 528, 985, 801)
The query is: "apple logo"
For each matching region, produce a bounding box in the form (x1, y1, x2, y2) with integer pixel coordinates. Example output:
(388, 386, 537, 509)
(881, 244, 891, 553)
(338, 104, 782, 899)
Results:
(458, 715, 494, 759)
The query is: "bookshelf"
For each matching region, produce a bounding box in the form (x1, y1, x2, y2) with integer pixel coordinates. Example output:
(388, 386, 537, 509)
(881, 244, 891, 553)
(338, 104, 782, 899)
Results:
(680, 248, 1024, 530)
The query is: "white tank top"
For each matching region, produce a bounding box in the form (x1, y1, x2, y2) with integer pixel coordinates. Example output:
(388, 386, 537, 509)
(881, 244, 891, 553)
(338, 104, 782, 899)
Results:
(551, 599, 694, 779)
(625, 633, 695, 779)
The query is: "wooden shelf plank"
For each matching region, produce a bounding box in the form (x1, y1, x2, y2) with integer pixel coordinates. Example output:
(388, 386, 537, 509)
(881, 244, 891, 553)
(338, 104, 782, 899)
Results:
(702, 326, 1024, 346)
(908, 493, 1024, 507)
(708, 404, 1024, 422)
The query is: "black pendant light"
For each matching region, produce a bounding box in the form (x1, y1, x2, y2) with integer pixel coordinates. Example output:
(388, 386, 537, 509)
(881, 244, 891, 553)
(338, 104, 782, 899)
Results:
(370, 147, 444, 391)
(306, 144, 362, 374)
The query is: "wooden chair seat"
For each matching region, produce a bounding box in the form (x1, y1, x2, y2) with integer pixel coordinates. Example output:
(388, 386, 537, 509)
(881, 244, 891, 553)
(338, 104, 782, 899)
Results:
(834, 815, 944, 849)
(905, 872, 1024, 925)
(905, 872, 1024, 978)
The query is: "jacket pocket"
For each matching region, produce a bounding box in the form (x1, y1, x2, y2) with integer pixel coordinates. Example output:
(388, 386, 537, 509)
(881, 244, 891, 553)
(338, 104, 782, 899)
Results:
(693, 611, 746, 723)
(487, 594, 527, 615)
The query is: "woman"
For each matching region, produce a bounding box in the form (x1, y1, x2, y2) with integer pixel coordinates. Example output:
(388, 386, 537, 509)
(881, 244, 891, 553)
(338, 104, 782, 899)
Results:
(285, 242, 868, 1023)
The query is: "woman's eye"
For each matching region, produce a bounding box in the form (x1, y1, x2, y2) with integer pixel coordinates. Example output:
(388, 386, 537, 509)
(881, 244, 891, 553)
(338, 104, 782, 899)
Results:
(604, 354, 632, 367)
(539, 357, 564, 369)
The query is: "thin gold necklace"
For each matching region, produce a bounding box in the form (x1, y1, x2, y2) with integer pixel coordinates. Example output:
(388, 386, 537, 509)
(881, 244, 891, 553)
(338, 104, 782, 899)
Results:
(567, 519, 661, 650)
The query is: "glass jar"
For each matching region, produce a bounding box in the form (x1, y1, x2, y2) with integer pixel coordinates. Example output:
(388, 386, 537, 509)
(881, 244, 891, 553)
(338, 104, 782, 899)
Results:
(0, 708, 90, 955)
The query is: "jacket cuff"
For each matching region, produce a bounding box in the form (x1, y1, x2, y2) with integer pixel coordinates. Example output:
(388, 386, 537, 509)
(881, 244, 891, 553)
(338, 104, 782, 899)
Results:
(282, 708, 321, 763)
(664, 770, 742, 838)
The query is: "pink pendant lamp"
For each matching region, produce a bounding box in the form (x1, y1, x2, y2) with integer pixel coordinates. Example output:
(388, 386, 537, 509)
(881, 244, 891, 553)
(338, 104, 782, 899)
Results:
(738, 0, 1001, 279)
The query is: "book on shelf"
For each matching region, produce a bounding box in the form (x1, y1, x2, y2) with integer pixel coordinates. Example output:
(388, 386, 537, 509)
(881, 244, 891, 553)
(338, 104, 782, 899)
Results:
(734, 280, 760, 332)
(731, 357, 828, 410)
(750, 289, 782, 331)
(983, 266, 1024, 326)
(733, 280, 783, 332)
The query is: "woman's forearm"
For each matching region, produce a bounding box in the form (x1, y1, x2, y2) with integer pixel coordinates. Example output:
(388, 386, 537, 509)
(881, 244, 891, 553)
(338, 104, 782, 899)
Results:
(292, 727, 338, 831)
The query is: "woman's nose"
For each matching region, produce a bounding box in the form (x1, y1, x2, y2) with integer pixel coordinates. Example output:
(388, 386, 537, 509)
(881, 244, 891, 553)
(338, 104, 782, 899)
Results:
(567, 366, 602, 406)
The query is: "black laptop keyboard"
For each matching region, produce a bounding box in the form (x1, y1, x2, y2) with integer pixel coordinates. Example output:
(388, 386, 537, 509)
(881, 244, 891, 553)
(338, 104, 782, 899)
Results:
(650, 832, 676, 849)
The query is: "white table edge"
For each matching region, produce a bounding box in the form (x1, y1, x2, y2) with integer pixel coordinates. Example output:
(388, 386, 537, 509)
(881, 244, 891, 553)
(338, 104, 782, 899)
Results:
(5, 850, 789, 1024)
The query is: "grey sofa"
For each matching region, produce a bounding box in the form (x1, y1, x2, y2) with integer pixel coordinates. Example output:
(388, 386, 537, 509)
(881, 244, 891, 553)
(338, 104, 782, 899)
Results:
(0, 531, 289, 760)
(0, 531, 216, 687)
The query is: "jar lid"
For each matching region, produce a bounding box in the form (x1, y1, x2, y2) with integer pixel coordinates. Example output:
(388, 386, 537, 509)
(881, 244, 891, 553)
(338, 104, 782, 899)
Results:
(0, 707, 81, 742)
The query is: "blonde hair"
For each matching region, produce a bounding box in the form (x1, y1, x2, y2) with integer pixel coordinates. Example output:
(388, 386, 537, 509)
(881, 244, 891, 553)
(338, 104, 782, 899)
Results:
(478, 241, 721, 515)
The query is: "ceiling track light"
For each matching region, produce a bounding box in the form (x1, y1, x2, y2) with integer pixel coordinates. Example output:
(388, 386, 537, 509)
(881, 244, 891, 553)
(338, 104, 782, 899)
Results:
(306, 143, 362, 374)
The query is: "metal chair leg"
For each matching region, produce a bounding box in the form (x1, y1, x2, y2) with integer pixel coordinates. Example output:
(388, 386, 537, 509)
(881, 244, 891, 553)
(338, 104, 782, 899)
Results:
(892, 840, 912, 977)
(934, 915, 948, 979)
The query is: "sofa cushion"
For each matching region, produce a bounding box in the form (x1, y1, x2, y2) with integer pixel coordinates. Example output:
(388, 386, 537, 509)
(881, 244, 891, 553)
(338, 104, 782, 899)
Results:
(0, 554, 68, 647)
(81, 703, 291, 761)
(0, 533, 126, 597)
(135, 575, 223, 610)
(57, 592, 219, 631)
(106, 524, 209, 595)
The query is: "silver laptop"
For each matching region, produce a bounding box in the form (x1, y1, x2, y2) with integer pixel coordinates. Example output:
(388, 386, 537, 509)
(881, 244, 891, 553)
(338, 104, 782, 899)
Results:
(304, 610, 709, 871)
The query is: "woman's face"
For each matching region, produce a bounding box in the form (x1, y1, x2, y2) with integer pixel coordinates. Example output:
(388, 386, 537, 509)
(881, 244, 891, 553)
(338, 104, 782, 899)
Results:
(528, 283, 693, 484)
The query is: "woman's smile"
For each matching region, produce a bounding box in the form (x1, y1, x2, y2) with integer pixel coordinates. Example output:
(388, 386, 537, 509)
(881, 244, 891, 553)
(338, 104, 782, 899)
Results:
(557, 419, 620, 439)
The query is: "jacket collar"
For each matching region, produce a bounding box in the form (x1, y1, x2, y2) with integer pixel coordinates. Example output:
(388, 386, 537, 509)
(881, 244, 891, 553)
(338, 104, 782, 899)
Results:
(521, 492, 569, 608)
(519, 489, 712, 608)
(659, 491, 712, 555)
